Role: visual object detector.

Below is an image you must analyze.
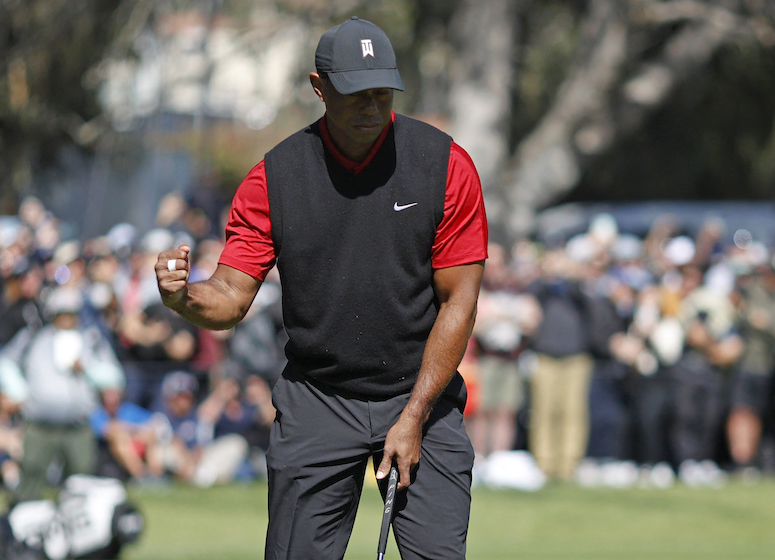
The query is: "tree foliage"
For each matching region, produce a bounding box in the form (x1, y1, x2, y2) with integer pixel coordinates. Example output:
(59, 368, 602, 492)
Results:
(0, 0, 134, 209)
(440, 0, 775, 238)
(2, 0, 775, 241)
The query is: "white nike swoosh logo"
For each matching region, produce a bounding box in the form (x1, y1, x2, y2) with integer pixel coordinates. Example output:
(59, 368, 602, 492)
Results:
(393, 202, 418, 211)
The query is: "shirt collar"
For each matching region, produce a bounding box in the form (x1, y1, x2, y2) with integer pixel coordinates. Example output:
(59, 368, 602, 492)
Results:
(319, 112, 395, 175)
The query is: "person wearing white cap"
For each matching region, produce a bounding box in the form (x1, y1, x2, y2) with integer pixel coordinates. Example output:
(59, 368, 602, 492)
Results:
(0, 286, 124, 503)
(156, 16, 488, 560)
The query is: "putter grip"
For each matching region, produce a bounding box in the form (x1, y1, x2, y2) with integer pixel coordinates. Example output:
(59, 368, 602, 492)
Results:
(377, 466, 399, 560)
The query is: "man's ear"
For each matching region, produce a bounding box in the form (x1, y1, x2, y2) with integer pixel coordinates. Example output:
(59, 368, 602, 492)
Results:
(309, 72, 325, 102)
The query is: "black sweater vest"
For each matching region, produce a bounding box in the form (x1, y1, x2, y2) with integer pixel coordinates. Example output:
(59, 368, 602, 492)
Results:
(264, 114, 451, 398)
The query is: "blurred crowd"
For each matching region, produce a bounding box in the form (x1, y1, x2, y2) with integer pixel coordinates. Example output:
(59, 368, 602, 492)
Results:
(0, 194, 283, 502)
(2, 195, 775, 497)
(468, 213, 775, 489)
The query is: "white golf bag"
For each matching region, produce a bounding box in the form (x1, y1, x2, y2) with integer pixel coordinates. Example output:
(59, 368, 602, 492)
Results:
(2, 475, 144, 560)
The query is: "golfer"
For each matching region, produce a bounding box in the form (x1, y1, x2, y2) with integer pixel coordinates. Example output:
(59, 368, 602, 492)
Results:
(156, 17, 487, 560)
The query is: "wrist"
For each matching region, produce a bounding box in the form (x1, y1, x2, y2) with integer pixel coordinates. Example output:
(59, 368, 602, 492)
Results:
(400, 400, 431, 425)
(163, 287, 190, 312)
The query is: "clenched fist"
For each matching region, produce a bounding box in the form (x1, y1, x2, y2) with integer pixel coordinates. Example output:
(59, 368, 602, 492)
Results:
(156, 244, 191, 308)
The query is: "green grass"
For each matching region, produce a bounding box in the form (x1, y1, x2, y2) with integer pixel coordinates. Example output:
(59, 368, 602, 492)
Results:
(117, 478, 775, 560)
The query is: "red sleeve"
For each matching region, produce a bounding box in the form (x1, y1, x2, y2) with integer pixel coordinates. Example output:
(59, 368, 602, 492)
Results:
(431, 142, 489, 269)
(218, 161, 276, 280)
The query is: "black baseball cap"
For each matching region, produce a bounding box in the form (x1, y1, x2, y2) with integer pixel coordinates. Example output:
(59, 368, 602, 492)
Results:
(315, 17, 404, 95)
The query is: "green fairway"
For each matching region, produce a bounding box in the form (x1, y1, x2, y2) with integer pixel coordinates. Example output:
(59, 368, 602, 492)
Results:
(117, 477, 775, 560)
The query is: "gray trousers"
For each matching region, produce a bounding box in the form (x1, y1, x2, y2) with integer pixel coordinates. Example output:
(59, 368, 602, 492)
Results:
(16, 421, 96, 502)
(265, 372, 474, 560)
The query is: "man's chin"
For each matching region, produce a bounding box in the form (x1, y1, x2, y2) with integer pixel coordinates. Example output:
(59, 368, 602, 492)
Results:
(351, 123, 385, 142)
(352, 124, 382, 136)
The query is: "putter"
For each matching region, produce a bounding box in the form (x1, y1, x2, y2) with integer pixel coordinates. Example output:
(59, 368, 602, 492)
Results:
(377, 465, 399, 560)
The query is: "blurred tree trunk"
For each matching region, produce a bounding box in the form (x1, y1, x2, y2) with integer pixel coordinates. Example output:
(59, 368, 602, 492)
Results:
(504, 0, 629, 238)
(446, 0, 517, 196)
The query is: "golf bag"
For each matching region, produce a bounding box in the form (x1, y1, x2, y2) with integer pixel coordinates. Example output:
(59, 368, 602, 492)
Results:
(1, 475, 144, 560)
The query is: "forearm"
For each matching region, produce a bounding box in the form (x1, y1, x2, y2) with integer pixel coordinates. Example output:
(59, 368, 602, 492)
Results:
(376, 261, 483, 486)
(158, 250, 262, 331)
(402, 299, 476, 424)
(376, 291, 477, 487)
(164, 278, 253, 330)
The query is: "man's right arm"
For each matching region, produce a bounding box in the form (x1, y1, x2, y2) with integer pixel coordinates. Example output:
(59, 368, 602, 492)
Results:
(156, 245, 262, 331)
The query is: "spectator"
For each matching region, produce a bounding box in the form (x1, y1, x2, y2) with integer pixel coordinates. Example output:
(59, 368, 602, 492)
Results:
(242, 373, 276, 463)
(672, 260, 743, 487)
(81, 236, 123, 338)
(90, 378, 168, 483)
(48, 240, 87, 291)
(0, 256, 43, 348)
(0, 286, 123, 503)
(693, 217, 726, 268)
(726, 263, 775, 474)
(458, 337, 482, 444)
(618, 280, 681, 485)
(470, 242, 540, 458)
(0, 386, 24, 491)
(114, 228, 199, 410)
(727, 256, 775, 477)
(526, 249, 594, 481)
(155, 192, 189, 235)
(113, 228, 172, 320)
(197, 365, 274, 481)
(157, 371, 248, 487)
(16, 196, 59, 262)
(583, 274, 637, 473)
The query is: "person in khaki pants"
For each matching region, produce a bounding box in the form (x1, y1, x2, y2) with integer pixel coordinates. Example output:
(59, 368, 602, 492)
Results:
(526, 250, 593, 481)
(530, 353, 593, 480)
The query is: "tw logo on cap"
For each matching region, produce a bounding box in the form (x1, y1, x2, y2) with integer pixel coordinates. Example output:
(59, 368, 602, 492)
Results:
(361, 39, 374, 58)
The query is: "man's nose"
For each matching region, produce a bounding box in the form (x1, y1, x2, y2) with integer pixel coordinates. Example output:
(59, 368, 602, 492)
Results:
(359, 93, 379, 113)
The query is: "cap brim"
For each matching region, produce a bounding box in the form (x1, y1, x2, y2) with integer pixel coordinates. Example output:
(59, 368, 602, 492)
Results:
(327, 68, 404, 95)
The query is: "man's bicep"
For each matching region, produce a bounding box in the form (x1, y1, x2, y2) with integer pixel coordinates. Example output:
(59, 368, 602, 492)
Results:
(219, 161, 277, 280)
(431, 143, 488, 269)
(432, 261, 484, 306)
